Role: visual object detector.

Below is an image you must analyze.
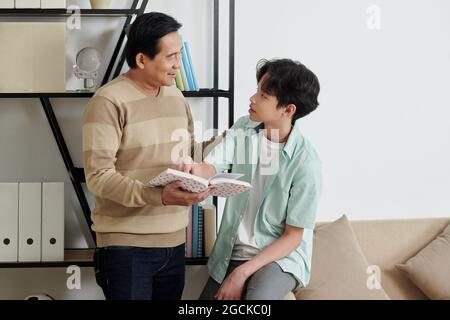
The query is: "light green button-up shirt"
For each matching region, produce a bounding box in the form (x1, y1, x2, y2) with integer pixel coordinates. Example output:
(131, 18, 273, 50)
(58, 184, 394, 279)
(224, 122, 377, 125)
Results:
(204, 116, 322, 288)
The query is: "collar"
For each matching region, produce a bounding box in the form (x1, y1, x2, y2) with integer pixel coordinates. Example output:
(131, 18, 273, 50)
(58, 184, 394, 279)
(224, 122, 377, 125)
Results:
(245, 119, 302, 160)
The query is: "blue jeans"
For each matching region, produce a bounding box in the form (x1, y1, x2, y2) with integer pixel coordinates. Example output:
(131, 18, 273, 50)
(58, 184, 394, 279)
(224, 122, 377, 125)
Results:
(93, 244, 185, 300)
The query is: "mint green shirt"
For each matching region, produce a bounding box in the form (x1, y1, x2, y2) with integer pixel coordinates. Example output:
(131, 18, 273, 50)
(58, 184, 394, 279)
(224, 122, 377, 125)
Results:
(204, 116, 322, 288)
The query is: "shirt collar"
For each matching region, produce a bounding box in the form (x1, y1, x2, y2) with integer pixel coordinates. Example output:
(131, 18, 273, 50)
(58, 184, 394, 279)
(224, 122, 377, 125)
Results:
(245, 119, 302, 159)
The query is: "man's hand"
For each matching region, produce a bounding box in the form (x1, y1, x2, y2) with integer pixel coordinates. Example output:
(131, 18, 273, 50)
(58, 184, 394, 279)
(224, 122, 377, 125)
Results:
(215, 267, 249, 300)
(161, 181, 213, 206)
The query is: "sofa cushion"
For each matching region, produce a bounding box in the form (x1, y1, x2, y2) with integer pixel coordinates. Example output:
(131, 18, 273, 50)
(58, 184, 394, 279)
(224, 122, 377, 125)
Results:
(350, 217, 450, 300)
(396, 223, 450, 300)
(295, 215, 390, 300)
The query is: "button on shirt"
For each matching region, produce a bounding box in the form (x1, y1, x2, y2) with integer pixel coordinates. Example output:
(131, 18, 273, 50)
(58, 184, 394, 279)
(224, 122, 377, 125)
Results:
(204, 116, 322, 288)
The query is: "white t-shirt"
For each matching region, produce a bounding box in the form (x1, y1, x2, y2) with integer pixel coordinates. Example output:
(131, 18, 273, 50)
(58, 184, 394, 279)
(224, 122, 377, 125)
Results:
(231, 134, 285, 260)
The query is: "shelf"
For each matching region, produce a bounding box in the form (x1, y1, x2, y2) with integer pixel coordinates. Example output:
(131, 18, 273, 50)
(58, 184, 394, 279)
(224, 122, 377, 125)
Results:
(183, 89, 231, 98)
(0, 249, 208, 268)
(0, 92, 95, 98)
(0, 89, 231, 99)
(0, 9, 140, 17)
(0, 249, 94, 268)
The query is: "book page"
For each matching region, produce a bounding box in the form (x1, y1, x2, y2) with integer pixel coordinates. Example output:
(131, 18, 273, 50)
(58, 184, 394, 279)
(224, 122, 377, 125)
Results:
(209, 173, 244, 182)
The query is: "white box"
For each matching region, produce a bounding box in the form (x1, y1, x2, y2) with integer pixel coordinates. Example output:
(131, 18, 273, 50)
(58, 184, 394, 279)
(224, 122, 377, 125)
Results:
(0, 0, 15, 9)
(15, 0, 41, 9)
(0, 22, 66, 93)
(18, 183, 42, 262)
(0, 183, 19, 262)
(41, 0, 66, 9)
(41, 183, 64, 262)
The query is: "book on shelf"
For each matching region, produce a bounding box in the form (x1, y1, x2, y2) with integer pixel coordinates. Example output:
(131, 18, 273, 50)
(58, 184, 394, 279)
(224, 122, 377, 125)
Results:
(147, 168, 252, 198)
(186, 204, 216, 258)
(186, 205, 193, 258)
(180, 59, 189, 91)
(202, 204, 217, 258)
(180, 38, 198, 91)
(183, 41, 198, 91)
(175, 69, 185, 91)
(192, 204, 200, 258)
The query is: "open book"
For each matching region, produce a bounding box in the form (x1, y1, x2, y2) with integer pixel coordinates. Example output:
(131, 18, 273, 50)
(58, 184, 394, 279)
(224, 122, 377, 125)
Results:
(147, 168, 252, 198)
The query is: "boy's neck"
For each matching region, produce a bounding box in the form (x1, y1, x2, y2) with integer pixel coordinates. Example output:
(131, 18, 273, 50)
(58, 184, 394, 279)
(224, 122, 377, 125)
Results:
(263, 120, 293, 143)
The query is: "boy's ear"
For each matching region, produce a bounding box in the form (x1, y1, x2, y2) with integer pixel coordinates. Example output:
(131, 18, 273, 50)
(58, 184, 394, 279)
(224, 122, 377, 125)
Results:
(284, 104, 297, 119)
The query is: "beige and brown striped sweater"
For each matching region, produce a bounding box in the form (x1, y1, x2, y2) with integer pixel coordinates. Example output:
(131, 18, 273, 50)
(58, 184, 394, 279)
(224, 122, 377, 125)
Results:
(83, 75, 210, 248)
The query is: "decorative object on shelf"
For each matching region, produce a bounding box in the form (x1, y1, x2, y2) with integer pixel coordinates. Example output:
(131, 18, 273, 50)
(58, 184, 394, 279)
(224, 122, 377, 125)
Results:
(0, 0, 14, 9)
(73, 47, 101, 91)
(25, 293, 55, 300)
(41, 0, 66, 9)
(15, 0, 40, 9)
(90, 0, 111, 9)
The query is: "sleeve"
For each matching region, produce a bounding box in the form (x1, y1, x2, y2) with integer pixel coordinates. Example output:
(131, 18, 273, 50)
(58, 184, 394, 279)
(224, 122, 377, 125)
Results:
(83, 96, 163, 208)
(184, 101, 227, 163)
(285, 156, 322, 229)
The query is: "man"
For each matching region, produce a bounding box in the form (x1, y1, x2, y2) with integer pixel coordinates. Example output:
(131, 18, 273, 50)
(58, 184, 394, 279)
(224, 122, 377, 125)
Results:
(83, 12, 214, 300)
(190, 58, 322, 299)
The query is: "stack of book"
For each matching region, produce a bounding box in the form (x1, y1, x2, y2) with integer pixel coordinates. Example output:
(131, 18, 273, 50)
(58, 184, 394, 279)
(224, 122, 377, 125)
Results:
(175, 38, 199, 92)
(186, 204, 216, 258)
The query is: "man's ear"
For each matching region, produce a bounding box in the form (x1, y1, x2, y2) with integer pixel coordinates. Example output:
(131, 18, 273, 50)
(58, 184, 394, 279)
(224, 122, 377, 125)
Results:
(284, 104, 297, 118)
(135, 53, 146, 69)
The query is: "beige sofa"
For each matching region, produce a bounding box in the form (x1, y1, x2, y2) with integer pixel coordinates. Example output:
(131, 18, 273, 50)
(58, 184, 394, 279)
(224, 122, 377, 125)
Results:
(290, 217, 450, 300)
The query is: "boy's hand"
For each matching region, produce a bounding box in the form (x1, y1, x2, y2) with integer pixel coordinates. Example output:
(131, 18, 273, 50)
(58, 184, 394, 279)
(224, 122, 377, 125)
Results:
(161, 181, 213, 206)
(171, 156, 194, 173)
(191, 161, 217, 179)
(215, 268, 248, 300)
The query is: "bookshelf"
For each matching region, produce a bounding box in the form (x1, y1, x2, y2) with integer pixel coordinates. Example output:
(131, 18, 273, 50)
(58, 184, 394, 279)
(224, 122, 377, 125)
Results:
(0, 0, 235, 268)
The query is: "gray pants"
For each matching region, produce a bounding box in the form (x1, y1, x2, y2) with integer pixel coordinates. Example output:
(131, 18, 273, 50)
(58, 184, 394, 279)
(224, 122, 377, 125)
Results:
(199, 260, 297, 300)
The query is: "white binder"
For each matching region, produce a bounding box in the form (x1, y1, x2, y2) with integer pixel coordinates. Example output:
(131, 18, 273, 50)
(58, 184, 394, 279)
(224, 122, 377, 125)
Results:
(41, 183, 64, 262)
(15, 0, 41, 8)
(18, 183, 42, 262)
(0, 0, 15, 9)
(0, 183, 19, 262)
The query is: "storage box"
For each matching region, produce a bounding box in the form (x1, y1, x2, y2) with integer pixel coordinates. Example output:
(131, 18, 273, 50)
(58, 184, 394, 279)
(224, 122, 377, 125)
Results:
(41, 0, 66, 9)
(0, 0, 15, 9)
(0, 22, 66, 93)
(15, 0, 41, 8)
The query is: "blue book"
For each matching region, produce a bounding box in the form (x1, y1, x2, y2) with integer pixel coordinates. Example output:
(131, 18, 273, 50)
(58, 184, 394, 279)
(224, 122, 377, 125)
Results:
(184, 41, 198, 91)
(181, 41, 195, 91)
(192, 204, 199, 257)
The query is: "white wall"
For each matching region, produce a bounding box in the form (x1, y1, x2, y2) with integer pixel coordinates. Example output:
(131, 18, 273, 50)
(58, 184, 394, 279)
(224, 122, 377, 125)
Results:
(234, 0, 450, 222)
(1, 0, 449, 299)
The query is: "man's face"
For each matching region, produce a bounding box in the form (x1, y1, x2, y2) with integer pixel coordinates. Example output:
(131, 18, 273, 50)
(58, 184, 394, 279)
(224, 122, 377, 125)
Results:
(142, 31, 182, 87)
(248, 74, 284, 124)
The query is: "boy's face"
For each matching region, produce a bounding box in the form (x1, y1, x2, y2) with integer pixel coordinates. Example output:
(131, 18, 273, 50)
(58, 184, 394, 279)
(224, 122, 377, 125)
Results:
(248, 74, 290, 124)
(141, 31, 182, 87)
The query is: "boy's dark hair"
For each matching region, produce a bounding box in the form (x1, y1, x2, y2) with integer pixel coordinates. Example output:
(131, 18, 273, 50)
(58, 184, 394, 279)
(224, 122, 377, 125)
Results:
(256, 58, 320, 123)
(125, 12, 182, 68)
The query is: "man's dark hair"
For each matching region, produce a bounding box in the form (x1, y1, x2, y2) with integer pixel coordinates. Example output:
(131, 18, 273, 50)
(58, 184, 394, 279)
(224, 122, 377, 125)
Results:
(125, 12, 182, 68)
(256, 58, 320, 123)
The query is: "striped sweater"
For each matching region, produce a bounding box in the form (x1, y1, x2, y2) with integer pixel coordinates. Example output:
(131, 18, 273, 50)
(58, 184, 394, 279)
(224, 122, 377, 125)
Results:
(83, 75, 212, 248)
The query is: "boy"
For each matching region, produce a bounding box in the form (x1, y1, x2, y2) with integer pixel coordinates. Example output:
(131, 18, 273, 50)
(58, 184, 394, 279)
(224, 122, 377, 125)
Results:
(193, 58, 322, 300)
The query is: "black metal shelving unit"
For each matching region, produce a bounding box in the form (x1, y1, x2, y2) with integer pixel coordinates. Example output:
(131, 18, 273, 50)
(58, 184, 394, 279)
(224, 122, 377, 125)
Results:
(0, 0, 235, 268)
